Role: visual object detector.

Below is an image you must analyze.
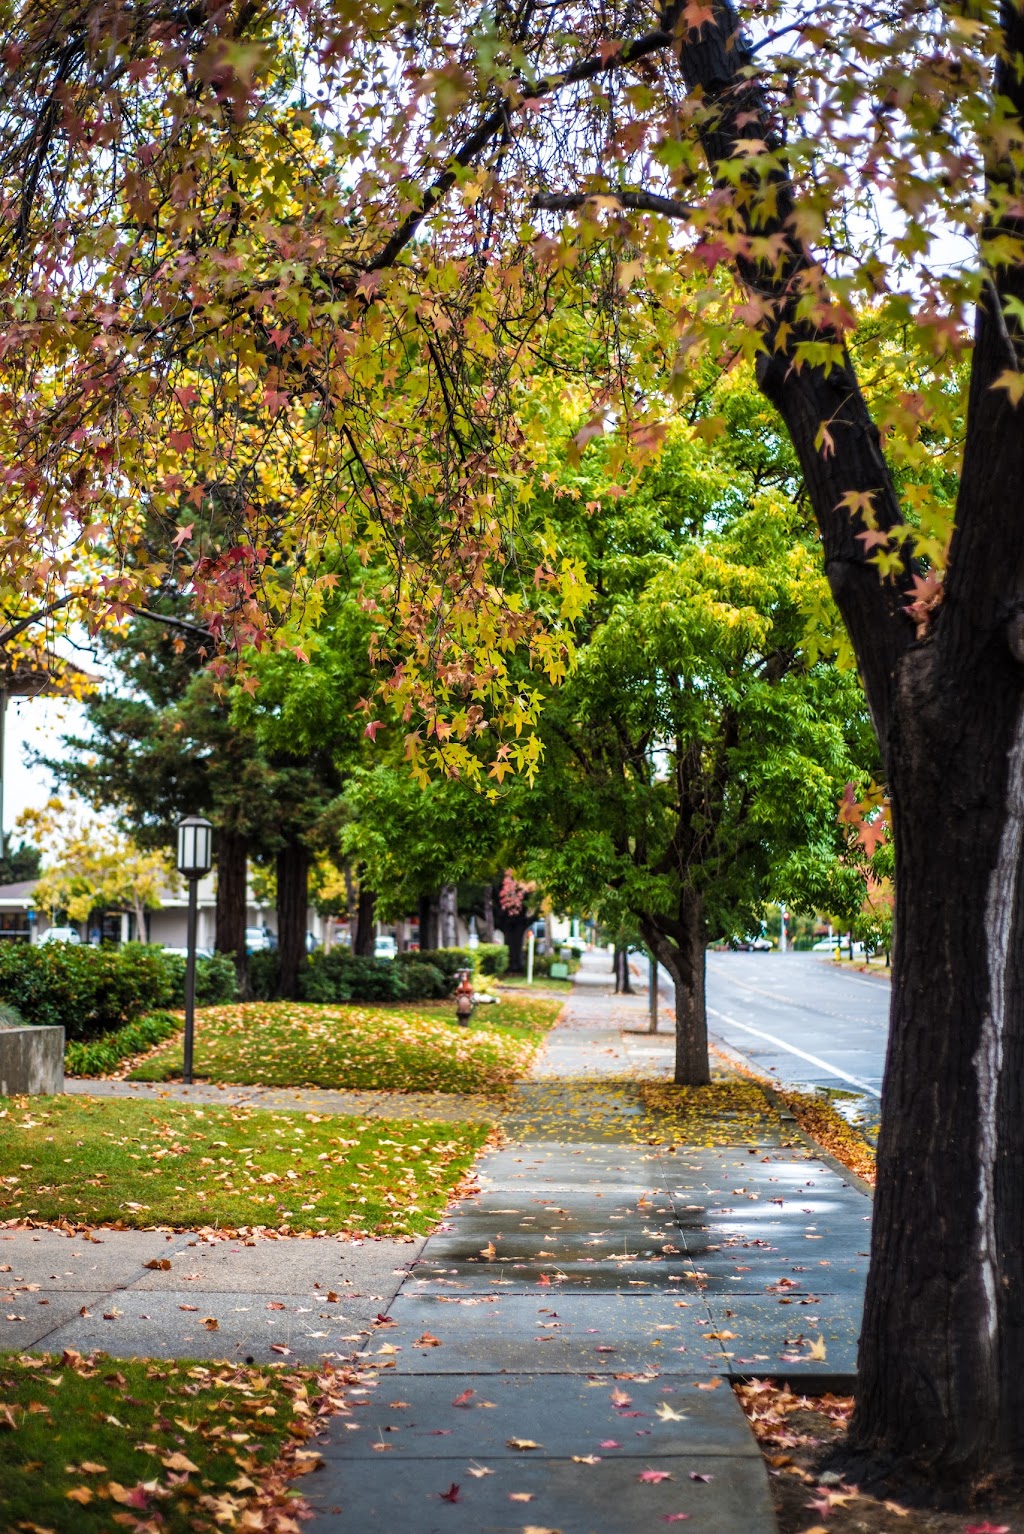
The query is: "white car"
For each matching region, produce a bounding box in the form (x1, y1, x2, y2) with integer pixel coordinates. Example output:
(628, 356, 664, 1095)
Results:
(374, 935, 398, 960)
(38, 926, 81, 945)
(812, 936, 865, 955)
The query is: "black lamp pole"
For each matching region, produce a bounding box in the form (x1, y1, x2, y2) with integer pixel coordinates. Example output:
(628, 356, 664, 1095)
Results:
(176, 816, 213, 1088)
(183, 873, 199, 1085)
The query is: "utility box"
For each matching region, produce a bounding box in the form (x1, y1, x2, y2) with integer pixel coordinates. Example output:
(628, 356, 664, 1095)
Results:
(0, 1025, 64, 1096)
(550, 962, 569, 979)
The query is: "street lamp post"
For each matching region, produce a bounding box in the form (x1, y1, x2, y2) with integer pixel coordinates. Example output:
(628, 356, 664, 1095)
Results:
(176, 816, 213, 1086)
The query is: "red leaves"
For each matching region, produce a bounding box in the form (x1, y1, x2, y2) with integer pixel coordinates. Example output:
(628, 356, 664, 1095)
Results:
(451, 1389, 474, 1407)
(438, 1482, 461, 1502)
(638, 1468, 673, 1483)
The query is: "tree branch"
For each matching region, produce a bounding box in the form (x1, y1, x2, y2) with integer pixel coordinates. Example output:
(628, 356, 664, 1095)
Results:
(532, 189, 694, 219)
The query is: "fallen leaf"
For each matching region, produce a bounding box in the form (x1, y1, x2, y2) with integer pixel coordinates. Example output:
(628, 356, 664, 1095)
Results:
(694, 1378, 721, 1390)
(689, 1472, 714, 1483)
(807, 1334, 827, 1361)
(79, 1462, 108, 1475)
(522, 1526, 562, 1534)
(599, 1439, 621, 1449)
(438, 1482, 461, 1503)
(101, 1310, 121, 1320)
(638, 1469, 673, 1483)
(162, 1452, 199, 1474)
(572, 1454, 601, 1464)
(179, 1305, 198, 1312)
(65, 1488, 93, 1505)
(656, 1403, 689, 1422)
(507, 1438, 542, 1451)
(202, 1317, 220, 1331)
(414, 1332, 442, 1347)
(451, 1389, 475, 1407)
(610, 1387, 632, 1407)
(509, 1491, 535, 1502)
(326, 1291, 340, 1302)
(481, 1242, 497, 1260)
(269, 1343, 291, 1355)
(266, 1301, 286, 1311)
(467, 1466, 494, 1478)
(144, 1259, 171, 1271)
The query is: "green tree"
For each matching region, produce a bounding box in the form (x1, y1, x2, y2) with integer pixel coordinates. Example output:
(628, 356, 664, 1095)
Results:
(529, 496, 869, 1081)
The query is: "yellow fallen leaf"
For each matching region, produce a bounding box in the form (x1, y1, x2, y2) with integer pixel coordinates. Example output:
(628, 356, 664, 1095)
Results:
(509, 1491, 535, 1502)
(65, 1488, 93, 1505)
(655, 1402, 689, 1422)
(807, 1335, 827, 1361)
(79, 1462, 107, 1474)
(507, 1438, 542, 1451)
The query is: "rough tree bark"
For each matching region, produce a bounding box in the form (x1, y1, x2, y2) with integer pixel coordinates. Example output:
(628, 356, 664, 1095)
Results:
(439, 883, 458, 947)
(353, 884, 377, 956)
(673, 0, 1024, 1477)
(418, 891, 440, 951)
(640, 899, 710, 1087)
(215, 830, 248, 992)
(276, 837, 309, 1001)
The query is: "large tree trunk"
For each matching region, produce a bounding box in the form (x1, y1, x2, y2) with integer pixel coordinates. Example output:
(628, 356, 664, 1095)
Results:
(850, 652, 1024, 1475)
(641, 900, 710, 1086)
(215, 830, 248, 992)
(418, 891, 439, 951)
(439, 883, 458, 947)
(353, 884, 376, 956)
(276, 837, 309, 1000)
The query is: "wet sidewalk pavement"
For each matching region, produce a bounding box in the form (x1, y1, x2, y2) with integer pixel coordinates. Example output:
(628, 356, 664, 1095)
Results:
(306, 954, 872, 1532)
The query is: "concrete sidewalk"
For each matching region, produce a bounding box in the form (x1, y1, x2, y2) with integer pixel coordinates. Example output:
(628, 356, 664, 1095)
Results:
(305, 953, 872, 1532)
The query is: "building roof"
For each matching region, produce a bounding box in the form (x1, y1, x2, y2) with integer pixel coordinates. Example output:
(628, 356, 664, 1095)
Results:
(0, 880, 38, 903)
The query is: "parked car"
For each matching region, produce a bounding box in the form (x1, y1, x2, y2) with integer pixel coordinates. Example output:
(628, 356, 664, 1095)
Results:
(374, 935, 398, 960)
(245, 926, 277, 952)
(161, 945, 215, 960)
(38, 926, 81, 945)
(729, 934, 773, 952)
(812, 936, 866, 955)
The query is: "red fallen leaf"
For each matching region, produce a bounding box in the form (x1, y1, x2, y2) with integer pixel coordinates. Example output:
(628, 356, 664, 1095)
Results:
(451, 1389, 475, 1407)
(537, 1274, 552, 1286)
(610, 1387, 632, 1407)
(595, 1345, 617, 1352)
(414, 1332, 442, 1347)
(439, 1482, 461, 1502)
(638, 1469, 673, 1483)
(599, 1440, 621, 1449)
(689, 1472, 714, 1483)
(269, 1343, 291, 1355)
(266, 1302, 286, 1311)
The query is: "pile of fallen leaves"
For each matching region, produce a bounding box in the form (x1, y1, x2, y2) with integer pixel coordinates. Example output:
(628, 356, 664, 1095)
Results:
(640, 1079, 783, 1147)
(125, 999, 558, 1093)
(776, 1091, 876, 1188)
(0, 1348, 361, 1532)
(735, 1380, 1020, 1534)
(0, 1096, 490, 1236)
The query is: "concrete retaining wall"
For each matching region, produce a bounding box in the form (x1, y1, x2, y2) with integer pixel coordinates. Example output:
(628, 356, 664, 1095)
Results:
(0, 1026, 64, 1096)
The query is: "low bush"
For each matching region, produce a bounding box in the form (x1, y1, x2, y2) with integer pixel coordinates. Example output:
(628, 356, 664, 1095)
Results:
(162, 950, 239, 1007)
(398, 960, 449, 1000)
(65, 1011, 181, 1076)
(0, 943, 174, 1039)
(247, 948, 280, 1000)
(475, 942, 510, 976)
(300, 950, 449, 1003)
(401, 947, 475, 981)
(0, 1000, 26, 1028)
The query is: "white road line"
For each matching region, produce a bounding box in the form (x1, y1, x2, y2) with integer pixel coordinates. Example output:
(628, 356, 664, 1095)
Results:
(706, 1005, 881, 1098)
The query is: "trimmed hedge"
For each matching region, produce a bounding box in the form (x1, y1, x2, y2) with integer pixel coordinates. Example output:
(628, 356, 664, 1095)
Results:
(300, 950, 449, 1004)
(65, 1011, 181, 1077)
(474, 943, 509, 976)
(247, 949, 280, 1000)
(0, 943, 174, 1040)
(162, 951, 238, 1007)
(399, 947, 475, 981)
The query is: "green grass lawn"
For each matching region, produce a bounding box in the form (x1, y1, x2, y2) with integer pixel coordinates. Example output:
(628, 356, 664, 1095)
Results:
(498, 974, 577, 994)
(0, 1095, 490, 1235)
(0, 1351, 323, 1533)
(125, 994, 562, 1093)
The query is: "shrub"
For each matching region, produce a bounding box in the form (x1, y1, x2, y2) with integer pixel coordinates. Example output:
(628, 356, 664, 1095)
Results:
(162, 951, 239, 1007)
(0, 999, 26, 1028)
(247, 949, 280, 1000)
(300, 950, 404, 1004)
(65, 1011, 181, 1076)
(475, 943, 509, 976)
(400, 947, 474, 982)
(397, 961, 448, 1000)
(0, 943, 174, 1040)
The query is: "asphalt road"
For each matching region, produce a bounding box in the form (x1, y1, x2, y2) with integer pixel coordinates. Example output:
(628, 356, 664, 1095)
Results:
(659, 951, 891, 1103)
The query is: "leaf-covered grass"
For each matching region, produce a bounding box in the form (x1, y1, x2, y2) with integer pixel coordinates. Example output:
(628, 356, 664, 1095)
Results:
(0, 1095, 490, 1235)
(0, 1350, 327, 1534)
(498, 973, 576, 994)
(126, 995, 561, 1092)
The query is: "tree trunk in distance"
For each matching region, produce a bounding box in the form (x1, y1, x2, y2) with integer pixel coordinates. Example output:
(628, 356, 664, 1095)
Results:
(439, 883, 458, 947)
(132, 894, 148, 943)
(482, 885, 495, 943)
(215, 830, 248, 993)
(418, 892, 439, 951)
(276, 837, 309, 1000)
(353, 884, 376, 956)
(503, 910, 532, 972)
(641, 900, 710, 1087)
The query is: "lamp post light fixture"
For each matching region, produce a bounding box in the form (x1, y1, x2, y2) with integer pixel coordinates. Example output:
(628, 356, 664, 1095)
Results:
(176, 816, 213, 1085)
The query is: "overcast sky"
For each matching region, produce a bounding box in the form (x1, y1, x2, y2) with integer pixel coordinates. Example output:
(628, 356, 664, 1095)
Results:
(4, 694, 91, 839)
